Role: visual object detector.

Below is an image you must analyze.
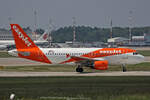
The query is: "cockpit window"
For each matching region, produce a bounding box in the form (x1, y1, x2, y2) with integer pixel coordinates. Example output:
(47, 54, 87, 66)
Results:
(133, 52, 138, 55)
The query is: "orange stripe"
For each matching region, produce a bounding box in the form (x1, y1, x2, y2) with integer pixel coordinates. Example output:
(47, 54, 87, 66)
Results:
(60, 48, 136, 64)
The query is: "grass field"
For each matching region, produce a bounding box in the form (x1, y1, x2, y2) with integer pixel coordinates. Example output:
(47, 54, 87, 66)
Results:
(0, 76, 150, 100)
(0, 51, 14, 58)
(137, 50, 150, 56)
(1, 62, 150, 72)
(0, 51, 150, 100)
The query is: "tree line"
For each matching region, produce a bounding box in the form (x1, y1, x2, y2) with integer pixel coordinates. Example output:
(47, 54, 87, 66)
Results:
(51, 26, 150, 43)
(1, 26, 150, 43)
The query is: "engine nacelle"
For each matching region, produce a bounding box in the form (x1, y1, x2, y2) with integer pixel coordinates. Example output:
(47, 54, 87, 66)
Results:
(93, 60, 108, 70)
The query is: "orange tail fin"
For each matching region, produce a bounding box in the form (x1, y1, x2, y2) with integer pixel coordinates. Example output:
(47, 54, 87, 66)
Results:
(10, 24, 51, 64)
(10, 24, 36, 49)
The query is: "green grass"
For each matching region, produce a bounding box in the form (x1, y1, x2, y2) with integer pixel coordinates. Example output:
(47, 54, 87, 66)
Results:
(0, 76, 150, 100)
(0, 51, 14, 58)
(1, 62, 150, 72)
(2, 65, 76, 72)
(109, 62, 150, 71)
(137, 50, 150, 56)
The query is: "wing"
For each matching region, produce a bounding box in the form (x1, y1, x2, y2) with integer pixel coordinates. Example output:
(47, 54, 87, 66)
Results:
(71, 56, 104, 62)
(60, 55, 105, 64)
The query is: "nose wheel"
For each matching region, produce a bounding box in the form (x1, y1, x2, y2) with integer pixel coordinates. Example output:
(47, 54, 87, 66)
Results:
(122, 64, 127, 72)
(76, 65, 84, 72)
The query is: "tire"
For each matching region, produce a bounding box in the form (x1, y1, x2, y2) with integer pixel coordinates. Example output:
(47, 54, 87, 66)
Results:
(76, 68, 83, 72)
(123, 66, 126, 72)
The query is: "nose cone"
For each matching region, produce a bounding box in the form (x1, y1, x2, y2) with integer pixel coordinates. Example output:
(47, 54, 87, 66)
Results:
(8, 49, 18, 57)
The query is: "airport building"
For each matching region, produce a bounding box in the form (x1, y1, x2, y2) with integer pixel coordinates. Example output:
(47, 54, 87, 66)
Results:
(144, 34, 150, 43)
(108, 33, 150, 47)
(0, 30, 13, 40)
(64, 41, 105, 48)
(0, 28, 33, 40)
(107, 37, 129, 45)
(131, 36, 145, 45)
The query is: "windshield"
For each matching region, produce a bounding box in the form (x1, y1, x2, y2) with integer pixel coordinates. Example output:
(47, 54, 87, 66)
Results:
(133, 52, 138, 55)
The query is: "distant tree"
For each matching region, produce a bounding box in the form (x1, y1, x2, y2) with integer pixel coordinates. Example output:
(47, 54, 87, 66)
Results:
(52, 26, 150, 43)
(35, 28, 45, 35)
(2, 25, 150, 42)
(23, 27, 32, 32)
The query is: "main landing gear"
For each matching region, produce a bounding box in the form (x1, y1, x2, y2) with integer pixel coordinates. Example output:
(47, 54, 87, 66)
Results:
(76, 65, 84, 72)
(122, 64, 127, 72)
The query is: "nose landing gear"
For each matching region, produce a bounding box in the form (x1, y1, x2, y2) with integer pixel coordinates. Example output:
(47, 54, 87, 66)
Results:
(122, 64, 127, 72)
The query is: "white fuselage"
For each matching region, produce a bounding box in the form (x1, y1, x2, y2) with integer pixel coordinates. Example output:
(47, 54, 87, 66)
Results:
(9, 48, 145, 65)
(42, 48, 144, 65)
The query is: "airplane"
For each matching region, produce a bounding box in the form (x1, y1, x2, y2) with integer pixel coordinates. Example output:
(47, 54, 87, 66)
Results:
(0, 30, 49, 50)
(8, 24, 145, 72)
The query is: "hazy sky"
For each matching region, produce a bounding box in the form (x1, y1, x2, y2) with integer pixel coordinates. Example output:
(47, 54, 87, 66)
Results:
(0, 0, 150, 29)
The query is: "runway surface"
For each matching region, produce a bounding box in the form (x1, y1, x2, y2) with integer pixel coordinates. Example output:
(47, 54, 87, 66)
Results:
(0, 58, 49, 66)
(0, 71, 150, 77)
(0, 57, 149, 66)
(0, 58, 150, 77)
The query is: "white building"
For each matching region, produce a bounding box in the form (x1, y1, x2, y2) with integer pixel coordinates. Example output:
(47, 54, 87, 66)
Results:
(132, 36, 145, 43)
(0, 29, 32, 40)
(108, 37, 129, 44)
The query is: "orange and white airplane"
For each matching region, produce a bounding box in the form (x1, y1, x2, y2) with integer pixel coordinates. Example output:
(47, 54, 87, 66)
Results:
(8, 24, 144, 72)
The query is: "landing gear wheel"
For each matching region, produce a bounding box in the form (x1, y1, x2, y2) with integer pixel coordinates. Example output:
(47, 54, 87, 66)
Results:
(76, 66, 84, 72)
(76, 68, 83, 72)
(122, 64, 127, 72)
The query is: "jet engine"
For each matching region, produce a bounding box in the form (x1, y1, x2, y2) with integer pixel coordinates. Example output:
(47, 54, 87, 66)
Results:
(92, 60, 108, 70)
